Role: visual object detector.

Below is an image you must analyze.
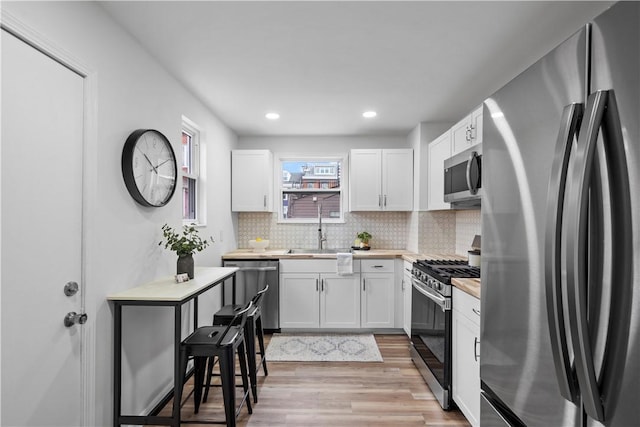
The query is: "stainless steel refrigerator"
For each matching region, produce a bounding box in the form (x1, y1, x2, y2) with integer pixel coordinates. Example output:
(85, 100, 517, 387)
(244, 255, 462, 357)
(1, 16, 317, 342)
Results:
(481, 2, 639, 426)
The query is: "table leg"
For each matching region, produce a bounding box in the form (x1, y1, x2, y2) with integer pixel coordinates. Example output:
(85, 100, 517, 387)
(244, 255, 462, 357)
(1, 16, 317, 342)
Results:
(232, 274, 237, 304)
(171, 304, 182, 427)
(113, 303, 122, 427)
(194, 296, 199, 331)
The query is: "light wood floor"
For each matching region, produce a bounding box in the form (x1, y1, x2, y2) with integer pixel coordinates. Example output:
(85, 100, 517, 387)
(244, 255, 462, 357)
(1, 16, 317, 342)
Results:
(162, 334, 470, 426)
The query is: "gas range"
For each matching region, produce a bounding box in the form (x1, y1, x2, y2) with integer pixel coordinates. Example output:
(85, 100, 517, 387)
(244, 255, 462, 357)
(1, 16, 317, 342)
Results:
(410, 258, 481, 410)
(412, 259, 480, 297)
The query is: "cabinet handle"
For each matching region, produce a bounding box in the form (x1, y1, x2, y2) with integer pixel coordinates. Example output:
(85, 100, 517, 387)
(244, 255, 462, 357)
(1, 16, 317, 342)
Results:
(263, 195, 267, 208)
(401, 279, 405, 291)
(321, 278, 325, 292)
(469, 124, 476, 140)
(378, 194, 382, 208)
(316, 279, 319, 292)
(466, 126, 471, 142)
(384, 195, 387, 207)
(472, 308, 481, 317)
(474, 337, 480, 362)
(363, 278, 366, 291)
(372, 265, 384, 269)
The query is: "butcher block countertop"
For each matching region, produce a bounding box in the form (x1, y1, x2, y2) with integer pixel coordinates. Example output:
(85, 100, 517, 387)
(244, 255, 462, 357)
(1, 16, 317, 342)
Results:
(222, 248, 415, 260)
(452, 278, 481, 299)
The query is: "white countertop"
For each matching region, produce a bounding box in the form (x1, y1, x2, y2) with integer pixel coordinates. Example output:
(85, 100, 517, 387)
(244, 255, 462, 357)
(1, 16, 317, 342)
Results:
(107, 266, 238, 302)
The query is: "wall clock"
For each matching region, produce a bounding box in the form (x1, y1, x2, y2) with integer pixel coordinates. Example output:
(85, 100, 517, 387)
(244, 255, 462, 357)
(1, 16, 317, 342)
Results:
(121, 129, 178, 207)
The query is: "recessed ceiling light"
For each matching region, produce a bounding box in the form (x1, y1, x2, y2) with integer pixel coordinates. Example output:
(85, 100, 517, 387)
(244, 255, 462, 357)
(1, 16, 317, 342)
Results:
(265, 112, 280, 120)
(362, 111, 377, 118)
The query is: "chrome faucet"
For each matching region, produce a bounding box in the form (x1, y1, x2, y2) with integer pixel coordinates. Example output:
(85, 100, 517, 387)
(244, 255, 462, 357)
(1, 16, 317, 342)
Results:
(317, 203, 327, 250)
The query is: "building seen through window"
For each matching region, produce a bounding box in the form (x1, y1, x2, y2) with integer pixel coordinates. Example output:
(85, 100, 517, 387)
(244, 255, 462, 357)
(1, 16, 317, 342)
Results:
(281, 160, 342, 221)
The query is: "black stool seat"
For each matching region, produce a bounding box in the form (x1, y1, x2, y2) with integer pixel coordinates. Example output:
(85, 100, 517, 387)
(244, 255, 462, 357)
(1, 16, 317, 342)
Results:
(173, 301, 253, 427)
(208, 284, 269, 404)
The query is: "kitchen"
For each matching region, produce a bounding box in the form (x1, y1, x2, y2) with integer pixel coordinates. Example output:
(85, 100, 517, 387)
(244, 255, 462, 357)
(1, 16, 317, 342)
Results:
(2, 1, 637, 426)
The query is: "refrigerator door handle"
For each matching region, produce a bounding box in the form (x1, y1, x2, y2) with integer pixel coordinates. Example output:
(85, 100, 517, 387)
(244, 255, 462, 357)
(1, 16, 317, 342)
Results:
(544, 102, 582, 403)
(566, 90, 633, 422)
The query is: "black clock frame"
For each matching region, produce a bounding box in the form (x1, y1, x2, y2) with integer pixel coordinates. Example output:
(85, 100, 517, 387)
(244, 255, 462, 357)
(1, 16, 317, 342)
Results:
(121, 129, 178, 207)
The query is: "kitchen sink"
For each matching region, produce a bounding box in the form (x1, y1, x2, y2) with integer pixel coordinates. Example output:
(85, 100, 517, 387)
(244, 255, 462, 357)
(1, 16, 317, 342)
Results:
(287, 248, 352, 254)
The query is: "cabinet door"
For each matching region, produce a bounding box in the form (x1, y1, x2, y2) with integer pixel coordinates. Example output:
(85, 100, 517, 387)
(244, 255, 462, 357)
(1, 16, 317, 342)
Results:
(361, 273, 394, 328)
(381, 149, 413, 211)
(320, 274, 360, 328)
(231, 150, 273, 212)
(451, 114, 472, 155)
(427, 132, 452, 211)
(280, 273, 319, 328)
(349, 149, 382, 211)
(452, 295, 480, 427)
(469, 105, 483, 147)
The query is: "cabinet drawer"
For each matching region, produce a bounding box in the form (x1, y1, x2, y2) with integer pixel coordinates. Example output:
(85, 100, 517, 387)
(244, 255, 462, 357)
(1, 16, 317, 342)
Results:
(280, 259, 360, 273)
(453, 287, 480, 325)
(361, 259, 394, 273)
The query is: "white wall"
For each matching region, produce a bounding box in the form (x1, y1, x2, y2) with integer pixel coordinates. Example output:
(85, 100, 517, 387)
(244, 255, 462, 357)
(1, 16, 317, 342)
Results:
(406, 122, 452, 253)
(2, 2, 238, 425)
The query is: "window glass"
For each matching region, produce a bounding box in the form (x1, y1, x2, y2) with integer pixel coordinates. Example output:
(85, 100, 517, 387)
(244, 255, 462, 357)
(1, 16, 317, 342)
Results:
(280, 159, 343, 222)
(181, 124, 200, 223)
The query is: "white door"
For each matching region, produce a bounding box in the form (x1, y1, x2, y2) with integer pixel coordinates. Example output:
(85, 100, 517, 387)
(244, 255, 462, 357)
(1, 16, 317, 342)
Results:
(1, 29, 86, 426)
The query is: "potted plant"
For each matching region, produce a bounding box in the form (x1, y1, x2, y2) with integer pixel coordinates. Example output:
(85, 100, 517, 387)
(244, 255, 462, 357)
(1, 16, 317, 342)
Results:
(159, 223, 213, 279)
(356, 231, 372, 249)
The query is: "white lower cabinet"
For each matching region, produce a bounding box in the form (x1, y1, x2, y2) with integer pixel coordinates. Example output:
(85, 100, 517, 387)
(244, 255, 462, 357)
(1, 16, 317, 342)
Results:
(280, 258, 397, 330)
(280, 259, 360, 329)
(402, 261, 412, 336)
(279, 273, 320, 328)
(360, 259, 395, 328)
(452, 287, 481, 427)
(321, 274, 360, 328)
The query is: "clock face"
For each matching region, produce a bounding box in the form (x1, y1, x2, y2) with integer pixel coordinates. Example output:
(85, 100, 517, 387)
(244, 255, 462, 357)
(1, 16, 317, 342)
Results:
(122, 129, 177, 207)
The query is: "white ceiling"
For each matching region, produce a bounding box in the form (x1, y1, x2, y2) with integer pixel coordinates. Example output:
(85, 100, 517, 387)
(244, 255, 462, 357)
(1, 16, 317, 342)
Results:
(100, 1, 612, 137)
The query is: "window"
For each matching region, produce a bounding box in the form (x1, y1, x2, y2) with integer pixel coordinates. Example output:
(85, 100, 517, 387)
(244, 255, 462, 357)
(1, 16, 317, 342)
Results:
(279, 158, 343, 222)
(181, 117, 202, 224)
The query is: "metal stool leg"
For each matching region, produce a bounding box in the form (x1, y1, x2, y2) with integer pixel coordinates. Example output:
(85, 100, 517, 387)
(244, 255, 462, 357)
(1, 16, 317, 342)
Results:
(237, 340, 253, 414)
(244, 317, 258, 403)
(218, 347, 237, 427)
(255, 314, 268, 376)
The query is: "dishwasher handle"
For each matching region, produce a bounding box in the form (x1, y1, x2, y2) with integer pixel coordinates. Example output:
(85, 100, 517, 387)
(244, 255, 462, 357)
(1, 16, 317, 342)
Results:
(224, 265, 277, 272)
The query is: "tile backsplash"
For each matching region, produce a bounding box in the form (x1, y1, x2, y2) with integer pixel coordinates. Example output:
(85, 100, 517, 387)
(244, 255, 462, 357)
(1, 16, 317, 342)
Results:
(455, 210, 481, 255)
(237, 209, 480, 255)
(238, 211, 409, 249)
(417, 211, 456, 254)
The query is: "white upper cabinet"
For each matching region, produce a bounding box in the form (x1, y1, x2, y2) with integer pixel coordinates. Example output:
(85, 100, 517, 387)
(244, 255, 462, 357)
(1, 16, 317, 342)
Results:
(451, 105, 483, 156)
(231, 149, 273, 212)
(349, 149, 382, 211)
(350, 149, 413, 211)
(427, 131, 452, 211)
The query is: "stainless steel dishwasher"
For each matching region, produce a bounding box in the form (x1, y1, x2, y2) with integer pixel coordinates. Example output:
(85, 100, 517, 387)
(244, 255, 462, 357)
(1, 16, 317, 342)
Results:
(222, 260, 279, 331)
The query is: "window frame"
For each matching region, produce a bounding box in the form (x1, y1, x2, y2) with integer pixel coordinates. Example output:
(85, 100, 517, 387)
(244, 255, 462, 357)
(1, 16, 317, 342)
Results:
(277, 155, 345, 224)
(181, 116, 205, 226)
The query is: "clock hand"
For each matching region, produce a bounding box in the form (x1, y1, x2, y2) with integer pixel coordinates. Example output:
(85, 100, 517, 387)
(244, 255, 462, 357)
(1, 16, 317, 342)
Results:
(143, 153, 158, 174)
(154, 158, 172, 169)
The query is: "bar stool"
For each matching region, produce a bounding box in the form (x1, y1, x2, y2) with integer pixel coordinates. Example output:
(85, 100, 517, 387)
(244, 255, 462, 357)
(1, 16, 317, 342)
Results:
(206, 283, 269, 404)
(173, 301, 253, 427)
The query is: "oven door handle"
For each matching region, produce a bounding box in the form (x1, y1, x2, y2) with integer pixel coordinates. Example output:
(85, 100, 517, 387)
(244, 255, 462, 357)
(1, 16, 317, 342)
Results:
(411, 278, 450, 311)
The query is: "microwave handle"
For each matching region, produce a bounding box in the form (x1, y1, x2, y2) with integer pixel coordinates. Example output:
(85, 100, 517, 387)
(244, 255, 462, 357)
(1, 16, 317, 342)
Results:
(466, 151, 479, 194)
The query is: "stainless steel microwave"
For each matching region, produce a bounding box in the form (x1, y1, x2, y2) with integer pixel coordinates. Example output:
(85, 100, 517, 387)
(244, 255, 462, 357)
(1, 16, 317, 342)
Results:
(444, 143, 482, 207)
